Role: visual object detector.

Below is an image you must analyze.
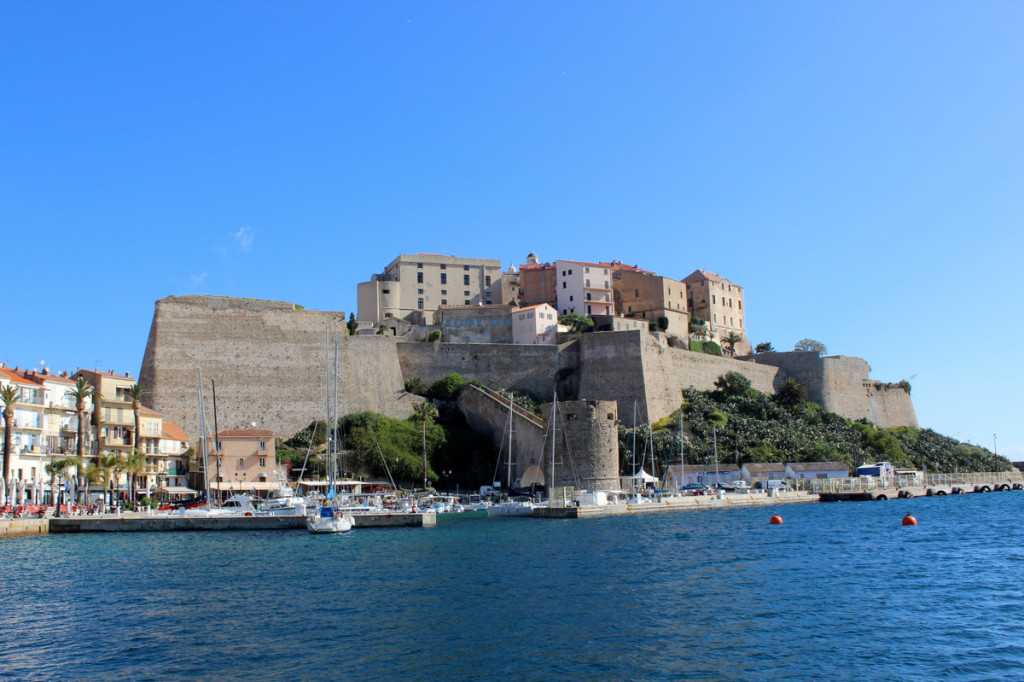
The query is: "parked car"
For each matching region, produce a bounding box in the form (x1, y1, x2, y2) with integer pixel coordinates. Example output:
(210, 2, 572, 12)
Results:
(754, 480, 789, 491)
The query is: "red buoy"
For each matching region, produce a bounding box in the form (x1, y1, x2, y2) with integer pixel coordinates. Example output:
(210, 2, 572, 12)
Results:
(902, 514, 918, 526)
(769, 515, 783, 525)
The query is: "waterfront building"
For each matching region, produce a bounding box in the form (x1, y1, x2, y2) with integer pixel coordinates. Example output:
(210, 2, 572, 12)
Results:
(785, 462, 850, 480)
(741, 462, 787, 485)
(663, 462, 742, 488)
(682, 269, 750, 355)
(437, 304, 514, 343)
(511, 303, 559, 345)
(157, 421, 190, 489)
(206, 429, 281, 496)
(609, 263, 689, 334)
(76, 369, 139, 460)
(0, 364, 96, 503)
(357, 253, 508, 328)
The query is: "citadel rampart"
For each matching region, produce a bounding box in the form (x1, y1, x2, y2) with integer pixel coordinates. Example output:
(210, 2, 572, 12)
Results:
(140, 297, 917, 442)
(139, 296, 416, 440)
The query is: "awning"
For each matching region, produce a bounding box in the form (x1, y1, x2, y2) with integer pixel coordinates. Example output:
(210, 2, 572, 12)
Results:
(210, 481, 278, 491)
(156, 486, 197, 496)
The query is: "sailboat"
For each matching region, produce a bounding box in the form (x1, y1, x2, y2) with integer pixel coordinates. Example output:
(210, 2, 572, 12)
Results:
(307, 339, 353, 533)
(488, 392, 536, 518)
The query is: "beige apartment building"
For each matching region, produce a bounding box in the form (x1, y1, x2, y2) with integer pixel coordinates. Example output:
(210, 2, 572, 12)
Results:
(206, 429, 281, 496)
(610, 264, 689, 334)
(357, 253, 510, 328)
(682, 270, 751, 354)
(77, 369, 139, 459)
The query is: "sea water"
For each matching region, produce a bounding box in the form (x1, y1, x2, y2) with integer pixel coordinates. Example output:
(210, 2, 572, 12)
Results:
(2, 492, 1024, 681)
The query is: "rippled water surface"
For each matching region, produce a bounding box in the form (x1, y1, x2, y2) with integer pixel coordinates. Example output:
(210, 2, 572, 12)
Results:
(3, 493, 1024, 680)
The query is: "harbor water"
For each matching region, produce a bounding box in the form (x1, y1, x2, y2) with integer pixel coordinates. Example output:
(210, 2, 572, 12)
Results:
(3, 492, 1024, 680)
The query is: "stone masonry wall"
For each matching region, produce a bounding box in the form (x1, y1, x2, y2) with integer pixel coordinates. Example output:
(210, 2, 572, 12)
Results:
(457, 385, 546, 489)
(397, 341, 559, 398)
(640, 333, 780, 423)
(139, 296, 416, 441)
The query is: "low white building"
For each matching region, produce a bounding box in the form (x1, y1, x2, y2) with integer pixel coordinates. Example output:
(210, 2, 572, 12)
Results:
(663, 462, 741, 488)
(741, 462, 787, 484)
(786, 462, 850, 480)
(511, 303, 559, 345)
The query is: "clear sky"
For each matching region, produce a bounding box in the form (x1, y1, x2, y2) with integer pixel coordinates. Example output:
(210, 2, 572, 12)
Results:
(3, 2, 1022, 459)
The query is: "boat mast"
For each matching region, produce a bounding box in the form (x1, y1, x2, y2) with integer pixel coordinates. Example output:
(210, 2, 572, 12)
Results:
(506, 392, 514, 492)
(332, 340, 340, 498)
(679, 409, 685, 490)
(632, 401, 637, 491)
(211, 378, 222, 501)
(198, 369, 212, 506)
(549, 391, 557, 492)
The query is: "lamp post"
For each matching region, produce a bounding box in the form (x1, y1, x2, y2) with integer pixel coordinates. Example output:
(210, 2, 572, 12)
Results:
(994, 434, 998, 456)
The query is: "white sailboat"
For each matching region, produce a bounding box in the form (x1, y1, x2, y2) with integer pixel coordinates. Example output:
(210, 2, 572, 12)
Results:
(307, 339, 353, 533)
(488, 392, 535, 518)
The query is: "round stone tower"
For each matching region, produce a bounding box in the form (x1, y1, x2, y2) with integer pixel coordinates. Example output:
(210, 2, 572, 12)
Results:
(542, 399, 620, 490)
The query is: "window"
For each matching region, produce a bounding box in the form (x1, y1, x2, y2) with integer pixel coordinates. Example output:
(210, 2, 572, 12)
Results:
(485, 291, 491, 298)
(464, 291, 470, 296)
(485, 276, 491, 286)
(586, 279, 590, 287)
(441, 299, 447, 305)
(562, 281, 566, 289)
(417, 272, 423, 283)
(463, 265, 469, 271)
(738, 301, 742, 310)
(568, 269, 573, 275)
(441, 274, 447, 284)
(418, 288, 424, 294)
(237, 458, 244, 469)
(260, 441, 266, 450)
(635, 289, 639, 297)
(382, 288, 390, 294)
(441, 289, 447, 295)
(216, 441, 222, 450)
(259, 457, 266, 467)
(418, 298, 424, 309)
(440, 264, 446, 269)
(585, 266, 590, 273)
(463, 275, 470, 285)
(569, 295, 573, 301)
(465, 300, 470, 305)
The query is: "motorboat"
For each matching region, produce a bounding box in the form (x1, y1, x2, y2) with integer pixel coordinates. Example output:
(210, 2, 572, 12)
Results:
(306, 505, 353, 533)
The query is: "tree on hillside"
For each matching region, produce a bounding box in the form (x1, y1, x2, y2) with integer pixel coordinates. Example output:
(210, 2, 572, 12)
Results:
(714, 371, 752, 397)
(794, 338, 827, 354)
(560, 313, 594, 335)
(775, 377, 807, 407)
(347, 313, 358, 336)
(755, 342, 774, 354)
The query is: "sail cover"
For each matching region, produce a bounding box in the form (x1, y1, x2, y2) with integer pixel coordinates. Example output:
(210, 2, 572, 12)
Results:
(519, 464, 546, 487)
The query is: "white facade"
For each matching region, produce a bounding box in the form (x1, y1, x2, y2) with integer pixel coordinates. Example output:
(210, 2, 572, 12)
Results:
(554, 260, 614, 318)
(511, 303, 559, 345)
(785, 462, 850, 479)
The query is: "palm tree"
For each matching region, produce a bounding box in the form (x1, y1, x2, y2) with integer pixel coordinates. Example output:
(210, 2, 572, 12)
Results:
(412, 401, 438, 489)
(1, 384, 23, 483)
(85, 462, 109, 510)
(125, 450, 146, 505)
(67, 377, 96, 503)
(722, 332, 744, 356)
(45, 456, 80, 516)
(100, 452, 127, 508)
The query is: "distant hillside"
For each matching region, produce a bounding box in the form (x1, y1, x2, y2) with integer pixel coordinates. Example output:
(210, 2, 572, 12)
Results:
(620, 371, 1012, 475)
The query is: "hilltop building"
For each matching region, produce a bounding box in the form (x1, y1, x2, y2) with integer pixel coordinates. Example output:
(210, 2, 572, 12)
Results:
(682, 269, 750, 354)
(438, 304, 515, 343)
(518, 252, 614, 317)
(357, 253, 511, 328)
(609, 262, 689, 334)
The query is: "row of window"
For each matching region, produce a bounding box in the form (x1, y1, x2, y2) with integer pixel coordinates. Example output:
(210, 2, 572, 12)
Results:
(417, 271, 491, 286)
(418, 262, 471, 271)
(445, 319, 513, 327)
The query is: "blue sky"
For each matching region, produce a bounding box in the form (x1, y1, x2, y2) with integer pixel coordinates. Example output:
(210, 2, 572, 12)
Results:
(2, 2, 1022, 459)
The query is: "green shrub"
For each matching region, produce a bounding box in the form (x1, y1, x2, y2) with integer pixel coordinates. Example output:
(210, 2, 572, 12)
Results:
(689, 340, 723, 356)
(429, 373, 465, 400)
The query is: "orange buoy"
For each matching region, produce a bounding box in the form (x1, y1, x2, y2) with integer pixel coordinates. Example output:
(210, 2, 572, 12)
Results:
(902, 514, 917, 526)
(769, 515, 783, 525)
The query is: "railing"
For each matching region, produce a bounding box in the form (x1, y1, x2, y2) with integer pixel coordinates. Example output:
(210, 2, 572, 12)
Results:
(809, 470, 1023, 494)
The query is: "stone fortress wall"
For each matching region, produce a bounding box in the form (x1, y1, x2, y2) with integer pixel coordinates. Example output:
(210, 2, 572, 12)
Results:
(139, 296, 418, 441)
(140, 296, 917, 443)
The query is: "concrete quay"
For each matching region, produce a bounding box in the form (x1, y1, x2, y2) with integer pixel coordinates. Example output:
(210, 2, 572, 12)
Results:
(0, 511, 436, 537)
(535, 491, 816, 519)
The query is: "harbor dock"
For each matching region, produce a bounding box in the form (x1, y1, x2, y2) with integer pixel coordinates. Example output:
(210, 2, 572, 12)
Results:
(1, 511, 436, 536)
(536, 491, 816, 519)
